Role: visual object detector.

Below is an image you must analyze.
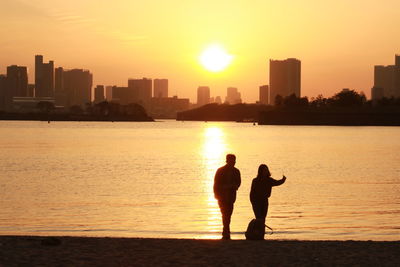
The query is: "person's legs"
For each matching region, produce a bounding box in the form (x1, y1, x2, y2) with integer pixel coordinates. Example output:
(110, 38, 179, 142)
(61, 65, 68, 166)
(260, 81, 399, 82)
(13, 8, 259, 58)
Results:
(218, 200, 234, 239)
(252, 201, 266, 221)
(261, 199, 269, 222)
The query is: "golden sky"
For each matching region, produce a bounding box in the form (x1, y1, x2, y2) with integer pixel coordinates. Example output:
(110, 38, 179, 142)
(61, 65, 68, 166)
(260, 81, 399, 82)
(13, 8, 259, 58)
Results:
(0, 0, 399, 102)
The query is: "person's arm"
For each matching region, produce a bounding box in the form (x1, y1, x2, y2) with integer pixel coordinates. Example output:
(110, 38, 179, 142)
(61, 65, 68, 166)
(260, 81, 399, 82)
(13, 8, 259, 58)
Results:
(270, 175, 286, 186)
(249, 179, 256, 202)
(213, 169, 221, 199)
(235, 169, 241, 190)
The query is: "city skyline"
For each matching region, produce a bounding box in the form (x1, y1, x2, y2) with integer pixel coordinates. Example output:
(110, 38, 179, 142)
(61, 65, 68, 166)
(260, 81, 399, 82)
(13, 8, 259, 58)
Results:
(3, 53, 400, 109)
(1, 0, 399, 102)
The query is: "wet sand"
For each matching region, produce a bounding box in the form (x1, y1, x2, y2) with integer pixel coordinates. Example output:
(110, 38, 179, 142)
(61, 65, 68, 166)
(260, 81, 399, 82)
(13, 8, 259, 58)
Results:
(0, 236, 399, 266)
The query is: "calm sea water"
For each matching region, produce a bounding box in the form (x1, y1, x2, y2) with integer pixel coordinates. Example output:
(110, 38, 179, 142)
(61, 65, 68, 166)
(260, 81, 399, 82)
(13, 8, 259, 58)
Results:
(0, 120, 399, 241)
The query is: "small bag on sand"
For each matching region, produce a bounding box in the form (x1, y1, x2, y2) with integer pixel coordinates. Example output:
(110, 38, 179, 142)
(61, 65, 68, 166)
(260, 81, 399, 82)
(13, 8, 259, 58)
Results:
(245, 219, 265, 240)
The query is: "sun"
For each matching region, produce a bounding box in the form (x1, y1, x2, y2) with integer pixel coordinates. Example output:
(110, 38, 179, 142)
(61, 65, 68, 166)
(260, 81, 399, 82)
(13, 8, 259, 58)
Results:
(200, 44, 233, 72)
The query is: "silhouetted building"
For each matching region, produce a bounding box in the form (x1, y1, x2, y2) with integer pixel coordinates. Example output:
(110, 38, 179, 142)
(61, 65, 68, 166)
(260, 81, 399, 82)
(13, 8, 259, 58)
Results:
(259, 85, 269, 105)
(225, 87, 242, 104)
(150, 96, 190, 118)
(270, 58, 301, 105)
(6, 65, 28, 99)
(372, 55, 400, 100)
(0, 75, 7, 110)
(28, 84, 35, 97)
(371, 87, 384, 101)
(154, 79, 168, 98)
(60, 69, 93, 106)
(54, 67, 66, 106)
(112, 86, 130, 104)
(35, 55, 54, 97)
(105, 86, 113, 101)
(215, 96, 222, 104)
(197, 86, 210, 106)
(128, 78, 152, 108)
(55, 67, 64, 92)
(94, 85, 105, 103)
(12, 97, 55, 112)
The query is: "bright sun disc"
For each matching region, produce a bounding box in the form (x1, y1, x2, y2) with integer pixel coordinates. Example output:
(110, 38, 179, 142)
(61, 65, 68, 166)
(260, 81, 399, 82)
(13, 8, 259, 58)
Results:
(200, 45, 233, 72)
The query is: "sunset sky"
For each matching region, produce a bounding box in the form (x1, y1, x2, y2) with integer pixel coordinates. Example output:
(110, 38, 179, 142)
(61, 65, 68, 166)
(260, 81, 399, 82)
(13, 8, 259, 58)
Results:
(0, 0, 399, 102)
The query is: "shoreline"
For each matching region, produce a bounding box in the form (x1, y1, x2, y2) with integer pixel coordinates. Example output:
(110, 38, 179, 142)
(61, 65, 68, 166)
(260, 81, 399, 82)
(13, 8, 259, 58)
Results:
(1, 236, 399, 266)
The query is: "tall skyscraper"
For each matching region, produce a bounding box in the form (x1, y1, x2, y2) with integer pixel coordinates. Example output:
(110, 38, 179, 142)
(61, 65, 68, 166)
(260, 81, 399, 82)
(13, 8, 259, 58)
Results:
(225, 87, 242, 104)
(269, 58, 301, 105)
(62, 69, 93, 106)
(27, 84, 35, 97)
(259, 85, 269, 105)
(105, 86, 113, 101)
(112, 86, 129, 104)
(128, 78, 152, 108)
(54, 67, 65, 106)
(154, 79, 168, 98)
(197, 86, 210, 106)
(0, 75, 7, 110)
(94, 85, 105, 103)
(55, 67, 64, 92)
(6, 65, 28, 98)
(35, 55, 54, 97)
(372, 55, 400, 100)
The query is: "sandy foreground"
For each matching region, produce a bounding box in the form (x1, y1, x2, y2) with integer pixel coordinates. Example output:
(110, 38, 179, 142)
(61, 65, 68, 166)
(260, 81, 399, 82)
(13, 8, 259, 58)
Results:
(0, 236, 399, 266)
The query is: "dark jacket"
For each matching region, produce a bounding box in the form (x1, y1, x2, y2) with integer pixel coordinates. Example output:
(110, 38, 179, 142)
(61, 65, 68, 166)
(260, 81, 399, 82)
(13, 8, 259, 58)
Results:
(250, 176, 285, 203)
(213, 165, 241, 203)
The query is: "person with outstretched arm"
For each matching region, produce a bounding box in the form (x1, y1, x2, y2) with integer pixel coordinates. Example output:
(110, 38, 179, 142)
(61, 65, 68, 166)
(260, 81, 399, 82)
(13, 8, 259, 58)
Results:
(213, 154, 241, 240)
(250, 164, 286, 222)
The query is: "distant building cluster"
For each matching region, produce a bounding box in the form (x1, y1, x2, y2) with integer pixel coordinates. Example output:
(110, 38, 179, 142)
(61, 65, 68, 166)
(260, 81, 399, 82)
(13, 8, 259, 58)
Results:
(0, 55, 189, 118)
(225, 87, 242, 104)
(196, 86, 242, 107)
(0, 55, 93, 112)
(109, 77, 188, 118)
(372, 55, 400, 101)
(2, 53, 399, 114)
(195, 57, 302, 107)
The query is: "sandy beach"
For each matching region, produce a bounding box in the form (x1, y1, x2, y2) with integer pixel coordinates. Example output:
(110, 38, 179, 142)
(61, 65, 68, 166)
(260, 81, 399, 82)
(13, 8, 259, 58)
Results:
(0, 236, 399, 266)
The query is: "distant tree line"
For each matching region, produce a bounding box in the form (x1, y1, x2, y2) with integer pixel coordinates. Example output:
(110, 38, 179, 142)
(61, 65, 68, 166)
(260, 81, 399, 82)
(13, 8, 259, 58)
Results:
(274, 89, 400, 109)
(257, 89, 400, 125)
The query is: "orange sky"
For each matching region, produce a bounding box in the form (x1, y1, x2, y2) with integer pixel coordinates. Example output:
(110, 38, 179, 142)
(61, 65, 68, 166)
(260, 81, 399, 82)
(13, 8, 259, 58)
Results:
(0, 0, 399, 102)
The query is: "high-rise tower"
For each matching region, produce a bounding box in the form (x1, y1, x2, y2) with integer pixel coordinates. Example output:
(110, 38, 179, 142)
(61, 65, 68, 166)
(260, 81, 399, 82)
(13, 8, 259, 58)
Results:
(197, 86, 210, 106)
(35, 55, 54, 97)
(269, 58, 301, 105)
(154, 79, 168, 98)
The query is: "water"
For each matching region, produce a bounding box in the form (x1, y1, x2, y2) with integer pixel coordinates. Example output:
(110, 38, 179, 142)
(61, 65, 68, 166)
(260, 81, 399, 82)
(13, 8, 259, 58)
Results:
(0, 120, 399, 241)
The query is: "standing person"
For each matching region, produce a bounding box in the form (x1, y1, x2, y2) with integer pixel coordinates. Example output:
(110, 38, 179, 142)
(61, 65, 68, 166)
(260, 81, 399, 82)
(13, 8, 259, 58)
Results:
(250, 164, 286, 222)
(213, 154, 241, 240)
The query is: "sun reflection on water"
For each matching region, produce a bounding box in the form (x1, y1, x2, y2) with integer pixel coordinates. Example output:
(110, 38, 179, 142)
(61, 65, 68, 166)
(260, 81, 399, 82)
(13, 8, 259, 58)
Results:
(201, 126, 227, 239)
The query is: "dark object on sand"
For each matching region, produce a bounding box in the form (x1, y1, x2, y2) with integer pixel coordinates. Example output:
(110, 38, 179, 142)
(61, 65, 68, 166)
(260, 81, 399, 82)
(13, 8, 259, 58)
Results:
(245, 219, 266, 240)
(41, 237, 62, 246)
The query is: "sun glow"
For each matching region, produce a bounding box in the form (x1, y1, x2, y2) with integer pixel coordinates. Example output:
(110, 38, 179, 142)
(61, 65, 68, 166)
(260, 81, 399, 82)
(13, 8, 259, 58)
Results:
(199, 44, 233, 72)
(201, 126, 227, 239)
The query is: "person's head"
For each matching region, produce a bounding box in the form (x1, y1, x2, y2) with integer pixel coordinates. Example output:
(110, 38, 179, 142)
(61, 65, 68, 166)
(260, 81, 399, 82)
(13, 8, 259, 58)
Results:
(257, 164, 271, 178)
(226, 154, 236, 167)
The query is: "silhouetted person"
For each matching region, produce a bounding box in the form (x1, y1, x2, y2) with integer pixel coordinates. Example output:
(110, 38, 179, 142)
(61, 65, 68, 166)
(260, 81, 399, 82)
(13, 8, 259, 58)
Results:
(250, 164, 286, 222)
(213, 154, 241, 240)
